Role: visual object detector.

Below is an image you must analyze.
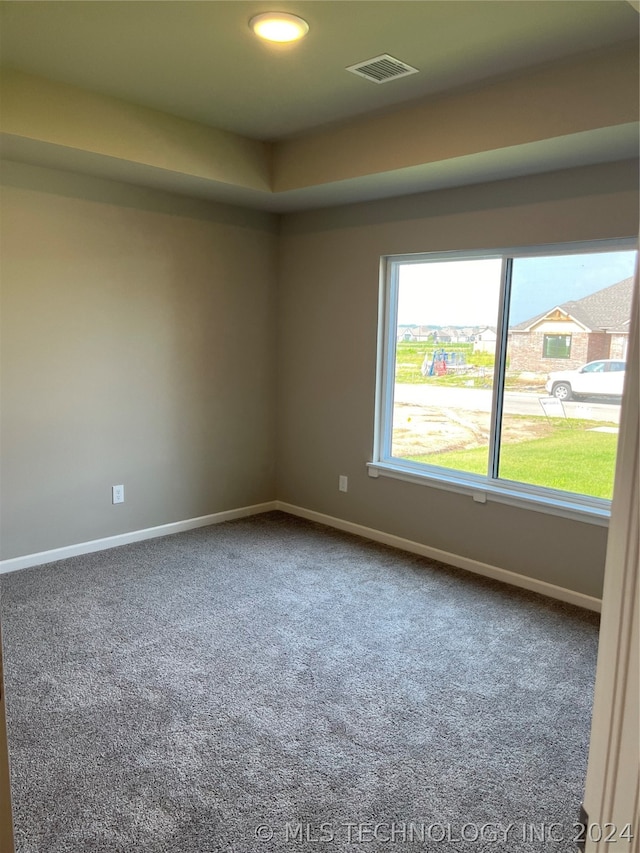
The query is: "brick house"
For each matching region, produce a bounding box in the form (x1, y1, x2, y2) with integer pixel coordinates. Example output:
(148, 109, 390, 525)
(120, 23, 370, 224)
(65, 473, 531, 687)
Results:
(508, 277, 633, 373)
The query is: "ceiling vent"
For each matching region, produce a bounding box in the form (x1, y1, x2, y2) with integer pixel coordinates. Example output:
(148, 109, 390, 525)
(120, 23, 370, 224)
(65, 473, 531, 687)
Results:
(346, 54, 419, 84)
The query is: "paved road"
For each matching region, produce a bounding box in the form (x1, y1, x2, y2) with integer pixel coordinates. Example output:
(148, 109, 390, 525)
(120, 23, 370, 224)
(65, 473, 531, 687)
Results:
(394, 384, 621, 424)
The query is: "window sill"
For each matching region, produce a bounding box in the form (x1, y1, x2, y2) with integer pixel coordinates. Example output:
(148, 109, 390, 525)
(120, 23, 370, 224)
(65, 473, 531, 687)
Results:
(367, 461, 610, 527)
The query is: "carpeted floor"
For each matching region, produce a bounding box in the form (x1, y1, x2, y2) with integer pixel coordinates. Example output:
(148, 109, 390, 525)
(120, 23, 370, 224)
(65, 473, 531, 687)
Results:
(0, 511, 599, 852)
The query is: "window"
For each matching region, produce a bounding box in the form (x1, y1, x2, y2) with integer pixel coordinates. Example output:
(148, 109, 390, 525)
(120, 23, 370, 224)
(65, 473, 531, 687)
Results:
(371, 240, 637, 522)
(543, 334, 571, 358)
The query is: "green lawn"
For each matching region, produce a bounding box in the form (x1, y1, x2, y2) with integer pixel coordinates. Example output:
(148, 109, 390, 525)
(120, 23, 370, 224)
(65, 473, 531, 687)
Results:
(394, 341, 547, 390)
(406, 427, 617, 499)
(395, 342, 494, 385)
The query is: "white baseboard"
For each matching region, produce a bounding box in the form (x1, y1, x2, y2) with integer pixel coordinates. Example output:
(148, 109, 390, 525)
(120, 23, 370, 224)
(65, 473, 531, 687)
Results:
(0, 501, 278, 575)
(275, 501, 602, 613)
(1, 499, 602, 612)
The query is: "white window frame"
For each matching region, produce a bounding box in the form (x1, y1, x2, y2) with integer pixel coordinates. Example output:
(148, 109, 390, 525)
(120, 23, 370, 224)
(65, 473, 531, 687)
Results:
(369, 239, 638, 526)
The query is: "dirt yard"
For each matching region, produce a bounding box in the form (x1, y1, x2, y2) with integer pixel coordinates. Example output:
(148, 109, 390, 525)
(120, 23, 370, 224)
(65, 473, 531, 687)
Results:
(391, 401, 553, 457)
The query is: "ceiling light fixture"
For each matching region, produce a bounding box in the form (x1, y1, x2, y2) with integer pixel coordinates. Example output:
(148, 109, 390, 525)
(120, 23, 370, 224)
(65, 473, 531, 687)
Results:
(249, 12, 309, 43)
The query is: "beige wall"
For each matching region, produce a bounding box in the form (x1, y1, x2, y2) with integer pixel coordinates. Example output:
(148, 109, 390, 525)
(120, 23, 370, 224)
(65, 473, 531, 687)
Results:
(1, 157, 638, 598)
(277, 160, 639, 599)
(0, 162, 278, 560)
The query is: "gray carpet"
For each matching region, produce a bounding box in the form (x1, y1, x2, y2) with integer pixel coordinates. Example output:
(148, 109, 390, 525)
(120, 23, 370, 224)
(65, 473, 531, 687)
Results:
(0, 511, 599, 852)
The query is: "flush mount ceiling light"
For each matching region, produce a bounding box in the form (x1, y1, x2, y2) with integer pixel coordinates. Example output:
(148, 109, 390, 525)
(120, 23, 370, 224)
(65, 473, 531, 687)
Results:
(249, 12, 309, 43)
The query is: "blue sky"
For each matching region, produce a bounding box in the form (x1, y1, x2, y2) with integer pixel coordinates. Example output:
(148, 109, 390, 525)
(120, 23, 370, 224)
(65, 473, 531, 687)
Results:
(509, 251, 637, 326)
(397, 250, 637, 327)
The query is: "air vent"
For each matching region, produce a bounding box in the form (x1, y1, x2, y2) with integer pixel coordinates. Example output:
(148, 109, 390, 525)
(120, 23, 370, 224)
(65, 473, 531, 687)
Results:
(346, 54, 419, 84)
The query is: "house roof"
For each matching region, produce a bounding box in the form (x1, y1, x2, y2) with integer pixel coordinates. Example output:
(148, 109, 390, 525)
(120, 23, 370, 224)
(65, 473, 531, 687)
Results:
(511, 276, 635, 334)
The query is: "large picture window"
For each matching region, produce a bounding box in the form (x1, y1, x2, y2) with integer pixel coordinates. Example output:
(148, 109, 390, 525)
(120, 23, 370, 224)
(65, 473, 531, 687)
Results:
(371, 240, 637, 521)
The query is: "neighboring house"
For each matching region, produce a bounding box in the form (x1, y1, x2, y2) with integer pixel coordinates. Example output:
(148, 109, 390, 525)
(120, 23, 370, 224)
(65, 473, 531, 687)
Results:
(473, 326, 497, 354)
(398, 325, 415, 341)
(397, 325, 434, 342)
(435, 327, 466, 343)
(400, 325, 492, 344)
(508, 277, 633, 373)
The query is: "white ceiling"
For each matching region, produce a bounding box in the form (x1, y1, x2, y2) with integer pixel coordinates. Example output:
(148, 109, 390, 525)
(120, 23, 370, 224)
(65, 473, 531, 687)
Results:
(1, 1, 638, 141)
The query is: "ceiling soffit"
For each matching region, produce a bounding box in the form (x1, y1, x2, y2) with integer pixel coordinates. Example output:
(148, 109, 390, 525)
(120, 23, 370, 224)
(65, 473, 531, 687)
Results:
(0, 44, 638, 211)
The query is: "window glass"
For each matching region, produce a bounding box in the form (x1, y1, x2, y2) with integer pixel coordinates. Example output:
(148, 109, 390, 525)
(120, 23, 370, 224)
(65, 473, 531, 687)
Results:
(391, 258, 502, 476)
(543, 335, 571, 358)
(500, 251, 635, 500)
(379, 243, 637, 509)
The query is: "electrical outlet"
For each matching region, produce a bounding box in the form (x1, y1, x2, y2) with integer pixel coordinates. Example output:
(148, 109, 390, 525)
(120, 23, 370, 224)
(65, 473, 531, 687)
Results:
(112, 484, 125, 504)
(339, 475, 348, 493)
